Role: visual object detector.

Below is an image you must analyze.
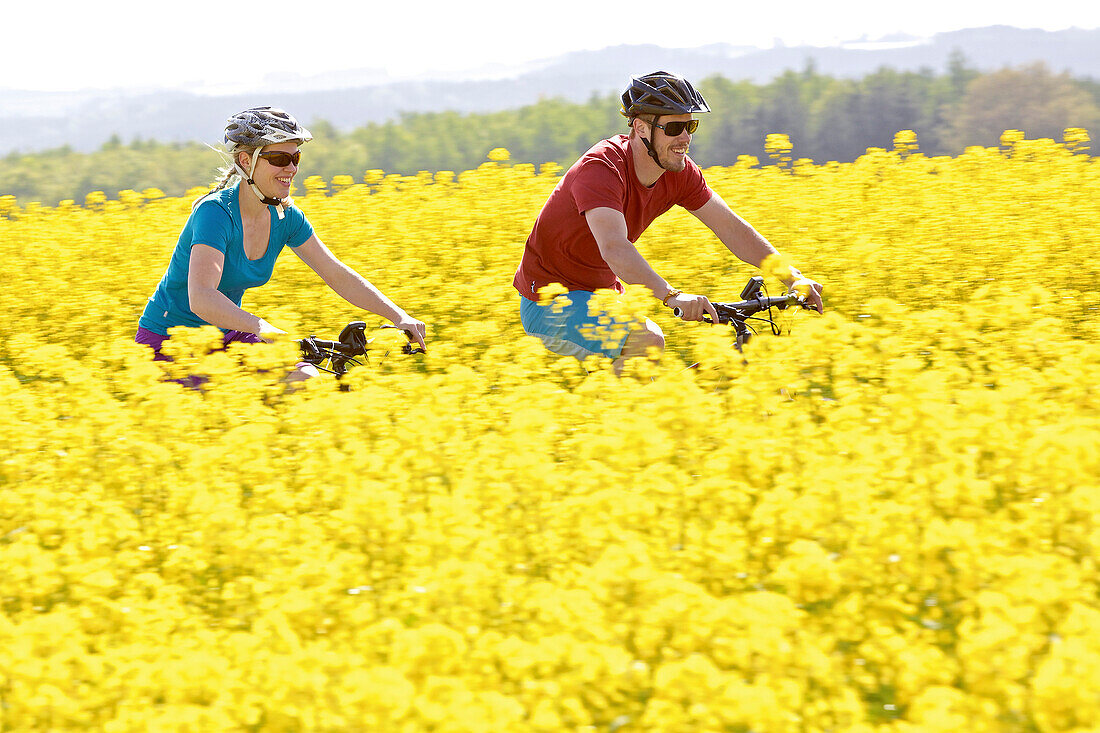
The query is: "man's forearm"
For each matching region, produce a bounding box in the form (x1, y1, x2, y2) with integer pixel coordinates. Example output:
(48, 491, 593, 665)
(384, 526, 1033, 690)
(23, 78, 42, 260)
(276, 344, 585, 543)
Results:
(692, 195, 795, 277)
(599, 239, 671, 297)
(715, 214, 780, 267)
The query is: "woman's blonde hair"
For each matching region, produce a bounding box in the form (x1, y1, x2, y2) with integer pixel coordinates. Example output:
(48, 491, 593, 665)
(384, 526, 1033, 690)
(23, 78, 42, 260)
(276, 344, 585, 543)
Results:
(191, 142, 255, 210)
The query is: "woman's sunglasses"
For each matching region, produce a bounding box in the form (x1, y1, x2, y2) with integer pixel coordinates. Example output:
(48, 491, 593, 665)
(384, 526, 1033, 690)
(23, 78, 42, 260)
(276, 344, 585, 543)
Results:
(257, 150, 301, 167)
(651, 119, 699, 136)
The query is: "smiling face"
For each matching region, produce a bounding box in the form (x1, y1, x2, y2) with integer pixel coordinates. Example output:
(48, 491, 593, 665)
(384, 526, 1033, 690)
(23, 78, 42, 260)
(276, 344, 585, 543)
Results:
(646, 114, 694, 172)
(238, 141, 300, 200)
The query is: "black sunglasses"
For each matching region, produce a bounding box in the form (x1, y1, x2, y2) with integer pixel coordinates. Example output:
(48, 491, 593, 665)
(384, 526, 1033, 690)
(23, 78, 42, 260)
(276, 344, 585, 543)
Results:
(257, 150, 301, 167)
(651, 119, 699, 136)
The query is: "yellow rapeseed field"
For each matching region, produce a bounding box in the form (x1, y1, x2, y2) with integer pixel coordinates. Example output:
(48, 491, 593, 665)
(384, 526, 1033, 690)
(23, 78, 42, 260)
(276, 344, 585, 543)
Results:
(2, 131, 1099, 732)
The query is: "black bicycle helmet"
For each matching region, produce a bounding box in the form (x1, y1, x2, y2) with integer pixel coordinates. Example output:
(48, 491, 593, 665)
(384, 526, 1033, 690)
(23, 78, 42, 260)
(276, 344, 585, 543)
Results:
(620, 71, 710, 119)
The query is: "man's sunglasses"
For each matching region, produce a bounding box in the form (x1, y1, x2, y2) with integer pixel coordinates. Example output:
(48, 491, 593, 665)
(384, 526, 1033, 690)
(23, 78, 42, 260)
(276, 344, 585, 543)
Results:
(651, 119, 699, 136)
(257, 150, 301, 167)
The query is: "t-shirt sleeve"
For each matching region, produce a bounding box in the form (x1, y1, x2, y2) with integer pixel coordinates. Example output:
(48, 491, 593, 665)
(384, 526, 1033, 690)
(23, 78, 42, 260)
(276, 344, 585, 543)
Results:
(189, 199, 234, 254)
(571, 159, 627, 215)
(678, 159, 714, 212)
(284, 207, 315, 248)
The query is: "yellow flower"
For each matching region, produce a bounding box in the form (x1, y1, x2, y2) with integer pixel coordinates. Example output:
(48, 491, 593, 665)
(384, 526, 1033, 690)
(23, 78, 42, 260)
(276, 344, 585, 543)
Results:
(2, 137, 1099, 731)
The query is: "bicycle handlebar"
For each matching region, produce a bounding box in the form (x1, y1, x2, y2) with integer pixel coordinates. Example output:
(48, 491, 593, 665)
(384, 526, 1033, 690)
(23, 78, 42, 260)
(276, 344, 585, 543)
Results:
(298, 322, 424, 376)
(673, 292, 810, 323)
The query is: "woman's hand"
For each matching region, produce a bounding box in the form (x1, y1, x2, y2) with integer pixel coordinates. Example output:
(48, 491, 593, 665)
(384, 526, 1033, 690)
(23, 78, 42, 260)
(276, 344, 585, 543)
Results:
(257, 318, 287, 343)
(391, 314, 428, 352)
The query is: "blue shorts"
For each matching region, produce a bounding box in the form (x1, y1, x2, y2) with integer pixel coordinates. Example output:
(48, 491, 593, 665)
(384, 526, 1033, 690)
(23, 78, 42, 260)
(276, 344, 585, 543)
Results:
(519, 291, 634, 360)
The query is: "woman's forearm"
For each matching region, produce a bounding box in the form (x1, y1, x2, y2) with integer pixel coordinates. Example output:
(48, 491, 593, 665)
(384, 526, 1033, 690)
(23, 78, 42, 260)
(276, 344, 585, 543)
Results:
(322, 263, 407, 322)
(188, 287, 265, 333)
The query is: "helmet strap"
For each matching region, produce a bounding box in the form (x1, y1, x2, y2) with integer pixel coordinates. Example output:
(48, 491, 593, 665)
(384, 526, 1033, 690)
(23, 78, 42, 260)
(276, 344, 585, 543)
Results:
(638, 117, 667, 171)
(234, 145, 288, 219)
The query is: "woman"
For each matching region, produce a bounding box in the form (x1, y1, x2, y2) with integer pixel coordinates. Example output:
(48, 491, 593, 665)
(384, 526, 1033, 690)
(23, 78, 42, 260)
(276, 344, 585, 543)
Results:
(135, 106, 427, 377)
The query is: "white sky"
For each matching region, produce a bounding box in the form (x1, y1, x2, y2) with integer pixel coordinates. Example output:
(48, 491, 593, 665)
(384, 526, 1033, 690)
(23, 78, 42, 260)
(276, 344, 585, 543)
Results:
(5, 0, 1099, 92)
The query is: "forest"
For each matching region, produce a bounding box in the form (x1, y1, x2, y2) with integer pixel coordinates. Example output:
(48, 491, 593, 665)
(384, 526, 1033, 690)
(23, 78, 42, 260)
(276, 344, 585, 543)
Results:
(2, 57, 1097, 205)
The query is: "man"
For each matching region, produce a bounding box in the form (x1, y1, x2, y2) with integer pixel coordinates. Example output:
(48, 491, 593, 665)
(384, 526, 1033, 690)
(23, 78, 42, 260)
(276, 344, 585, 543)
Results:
(513, 71, 823, 372)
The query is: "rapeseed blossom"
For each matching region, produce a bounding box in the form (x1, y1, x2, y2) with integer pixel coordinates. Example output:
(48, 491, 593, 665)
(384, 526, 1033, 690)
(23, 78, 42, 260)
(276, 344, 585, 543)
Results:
(1, 132, 1098, 730)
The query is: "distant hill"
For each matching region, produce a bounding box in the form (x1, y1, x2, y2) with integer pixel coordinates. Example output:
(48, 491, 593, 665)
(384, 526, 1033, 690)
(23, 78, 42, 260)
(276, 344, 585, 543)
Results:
(2, 25, 1098, 156)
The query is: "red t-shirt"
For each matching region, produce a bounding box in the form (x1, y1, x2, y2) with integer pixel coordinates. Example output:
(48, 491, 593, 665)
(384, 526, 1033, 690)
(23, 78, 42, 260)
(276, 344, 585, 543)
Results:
(513, 134, 713, 300)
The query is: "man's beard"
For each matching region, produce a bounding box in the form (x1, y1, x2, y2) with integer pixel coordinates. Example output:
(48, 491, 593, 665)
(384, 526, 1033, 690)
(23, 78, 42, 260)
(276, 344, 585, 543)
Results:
(659, 146, 688, 171)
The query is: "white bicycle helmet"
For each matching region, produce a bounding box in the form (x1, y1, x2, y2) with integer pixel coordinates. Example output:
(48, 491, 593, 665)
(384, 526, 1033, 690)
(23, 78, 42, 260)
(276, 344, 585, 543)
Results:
(224, 107, 312, 213)
(225, 107, 313, 147)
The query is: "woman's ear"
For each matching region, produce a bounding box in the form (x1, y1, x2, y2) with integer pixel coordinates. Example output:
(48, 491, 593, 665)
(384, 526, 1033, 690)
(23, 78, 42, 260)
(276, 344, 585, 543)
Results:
(237, 151, 251, 170)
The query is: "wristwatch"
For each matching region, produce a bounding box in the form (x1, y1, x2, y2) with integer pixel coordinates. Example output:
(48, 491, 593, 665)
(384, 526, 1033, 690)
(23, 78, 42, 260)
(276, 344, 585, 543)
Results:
(661, 288, 681, 306)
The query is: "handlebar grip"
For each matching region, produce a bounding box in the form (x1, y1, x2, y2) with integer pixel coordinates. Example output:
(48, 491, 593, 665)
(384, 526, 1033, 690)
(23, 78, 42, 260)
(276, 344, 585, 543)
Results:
(380, 324, 426, 354)
(310, 338, 358, 355)
(673, 306, 719, 324)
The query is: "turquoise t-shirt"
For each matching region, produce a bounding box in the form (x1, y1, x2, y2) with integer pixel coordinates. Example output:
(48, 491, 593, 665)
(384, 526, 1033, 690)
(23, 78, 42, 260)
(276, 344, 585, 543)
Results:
(138, 186, 314, 335)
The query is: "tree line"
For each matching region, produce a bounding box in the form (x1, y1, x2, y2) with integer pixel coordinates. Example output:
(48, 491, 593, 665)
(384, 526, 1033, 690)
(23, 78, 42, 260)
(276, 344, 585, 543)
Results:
(3, 56, 1097, 206)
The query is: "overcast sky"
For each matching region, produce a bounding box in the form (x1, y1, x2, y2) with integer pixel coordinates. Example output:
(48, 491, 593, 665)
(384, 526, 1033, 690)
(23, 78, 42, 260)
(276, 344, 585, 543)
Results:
(6, 0, 1099, 92)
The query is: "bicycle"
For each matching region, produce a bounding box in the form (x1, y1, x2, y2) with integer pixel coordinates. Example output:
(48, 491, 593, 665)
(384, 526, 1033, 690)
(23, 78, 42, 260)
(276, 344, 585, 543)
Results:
(298, 321, 424, 377)
(674, 275, 817, 354)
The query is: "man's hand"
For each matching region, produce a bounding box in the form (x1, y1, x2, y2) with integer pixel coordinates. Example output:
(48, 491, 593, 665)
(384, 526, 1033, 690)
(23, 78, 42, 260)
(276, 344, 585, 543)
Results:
(789, 277, 825, 313)
(668, 292, 719, 322)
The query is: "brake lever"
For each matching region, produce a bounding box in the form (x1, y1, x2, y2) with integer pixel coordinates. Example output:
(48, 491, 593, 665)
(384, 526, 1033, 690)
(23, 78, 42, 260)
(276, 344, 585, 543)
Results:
(792, 294, 817, 312)
(380, 324, 426, 354)
(299, 337, 321, 360)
